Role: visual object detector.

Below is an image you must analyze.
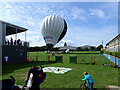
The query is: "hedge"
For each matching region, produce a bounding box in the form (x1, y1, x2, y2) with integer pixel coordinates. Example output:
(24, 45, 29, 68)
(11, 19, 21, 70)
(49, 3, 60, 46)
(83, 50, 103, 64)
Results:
(102, 50, 120, 58)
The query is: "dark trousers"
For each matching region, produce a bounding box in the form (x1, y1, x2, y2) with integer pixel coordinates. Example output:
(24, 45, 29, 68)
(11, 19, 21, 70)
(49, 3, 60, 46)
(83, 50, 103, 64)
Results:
(89, 82, 94, 90)
(29, 82, 40, 90)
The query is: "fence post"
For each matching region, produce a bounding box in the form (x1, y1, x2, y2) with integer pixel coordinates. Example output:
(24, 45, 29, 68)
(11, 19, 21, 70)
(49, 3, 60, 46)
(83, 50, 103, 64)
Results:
(36, 52, 38, 61)
(94, 56, 96, 64)
(62, 55, 63, 63)
(48, 55, 50, 62)
(114, 57, 117, 67)
(76, 56, 78, 64)
(36, 56, 38, 61)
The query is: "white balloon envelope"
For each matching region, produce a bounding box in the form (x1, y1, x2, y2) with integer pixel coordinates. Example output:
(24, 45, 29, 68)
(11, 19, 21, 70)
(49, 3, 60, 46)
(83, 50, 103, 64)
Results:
(40, 15, 67, 49)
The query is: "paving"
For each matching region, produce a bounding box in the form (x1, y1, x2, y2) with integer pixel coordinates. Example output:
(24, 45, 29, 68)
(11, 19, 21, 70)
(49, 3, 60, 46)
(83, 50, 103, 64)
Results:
(107, 85, 120, 90)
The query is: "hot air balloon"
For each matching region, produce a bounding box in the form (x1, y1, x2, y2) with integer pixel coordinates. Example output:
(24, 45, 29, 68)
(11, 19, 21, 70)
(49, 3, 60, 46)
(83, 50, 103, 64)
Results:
(40, 15, 67, 50)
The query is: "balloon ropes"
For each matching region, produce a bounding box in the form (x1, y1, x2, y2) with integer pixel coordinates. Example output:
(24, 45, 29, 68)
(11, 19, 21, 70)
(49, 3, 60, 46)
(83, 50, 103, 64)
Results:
(40, 15, 67, 50)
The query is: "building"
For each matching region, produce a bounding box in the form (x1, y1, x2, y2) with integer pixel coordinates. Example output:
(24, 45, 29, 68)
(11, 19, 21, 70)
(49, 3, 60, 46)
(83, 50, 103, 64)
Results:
(59, 45, 96, 51)
(105, 34, 120, 52)
(77, 45, 96, 51)
(0, 20, 29, 63)
(80, 45, 96, 51)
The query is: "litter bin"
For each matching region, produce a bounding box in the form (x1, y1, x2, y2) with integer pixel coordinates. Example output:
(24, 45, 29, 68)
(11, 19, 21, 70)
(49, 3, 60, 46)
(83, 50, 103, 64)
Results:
(70, 56, 77, 64)
(55, 56, 63, 63)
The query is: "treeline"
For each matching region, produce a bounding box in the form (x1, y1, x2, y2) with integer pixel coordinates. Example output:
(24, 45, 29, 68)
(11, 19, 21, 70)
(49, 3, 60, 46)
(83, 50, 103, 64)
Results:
(29, 46, 60, 52)
(29, 45, 103, 52)
(76, 47, 96, 51)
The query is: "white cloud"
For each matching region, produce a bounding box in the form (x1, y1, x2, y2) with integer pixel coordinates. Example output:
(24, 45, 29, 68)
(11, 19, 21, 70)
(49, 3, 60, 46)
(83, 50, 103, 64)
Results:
(89, 8, 109, 19)
(27, 31, 40, 35)
(71, 7, 86, 20)
(70, 7, 111, 21)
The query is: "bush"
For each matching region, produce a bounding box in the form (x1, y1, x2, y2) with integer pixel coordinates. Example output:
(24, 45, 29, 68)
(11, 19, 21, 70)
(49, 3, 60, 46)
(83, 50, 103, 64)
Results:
(117, 52, 120, 58)
(103, 50, 120, 58)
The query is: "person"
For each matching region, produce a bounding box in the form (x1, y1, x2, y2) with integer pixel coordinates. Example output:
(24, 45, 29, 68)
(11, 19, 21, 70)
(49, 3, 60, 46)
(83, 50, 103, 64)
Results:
(5, 40, 9, 45)
(10, 37, 13, 45)
(5, 40, 8, 45)
(82, 72, 94, 90)
(4, 55, 9, 63)
(25, 66, 46, 90)
(14, 40, 17, 45)
(17, 39, 21, 45)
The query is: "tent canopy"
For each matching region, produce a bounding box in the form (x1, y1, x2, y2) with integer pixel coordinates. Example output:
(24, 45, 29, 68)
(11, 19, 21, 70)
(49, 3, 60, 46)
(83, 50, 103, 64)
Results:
(59, 46, 77, 50)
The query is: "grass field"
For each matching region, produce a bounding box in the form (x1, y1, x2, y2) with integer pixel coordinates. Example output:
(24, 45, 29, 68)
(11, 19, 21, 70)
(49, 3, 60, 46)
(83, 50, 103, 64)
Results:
(2, 51, 119, 88)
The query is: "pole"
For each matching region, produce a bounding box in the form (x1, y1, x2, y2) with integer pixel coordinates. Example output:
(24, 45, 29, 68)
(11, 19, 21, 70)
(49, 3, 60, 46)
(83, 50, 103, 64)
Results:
(62, 55, 63, 63)
(25, 31, 26, 41)
(102, 41, 104, 49)
(15, 28, 17, 40)
(4, 24, 6, 45)
(94, 56, 96, 64)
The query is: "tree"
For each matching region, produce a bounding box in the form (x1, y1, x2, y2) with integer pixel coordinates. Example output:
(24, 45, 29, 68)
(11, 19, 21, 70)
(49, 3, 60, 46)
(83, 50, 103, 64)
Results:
(90, 46, 96, 51)
(85, 47, 89, 51)
(64, 42, 67, 46)
(97, 44, 103, 51)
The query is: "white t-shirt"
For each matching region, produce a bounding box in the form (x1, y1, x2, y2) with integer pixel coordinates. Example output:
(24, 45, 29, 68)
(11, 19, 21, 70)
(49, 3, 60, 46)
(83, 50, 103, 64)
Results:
(4, 56, 8, 62)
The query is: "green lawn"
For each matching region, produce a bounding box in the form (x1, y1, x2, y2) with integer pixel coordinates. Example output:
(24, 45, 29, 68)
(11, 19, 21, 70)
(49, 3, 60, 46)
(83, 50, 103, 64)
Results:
(2, 51, 119, 88)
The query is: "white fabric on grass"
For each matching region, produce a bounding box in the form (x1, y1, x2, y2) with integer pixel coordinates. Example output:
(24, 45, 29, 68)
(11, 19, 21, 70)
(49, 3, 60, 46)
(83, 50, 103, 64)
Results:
(43, 67, 72, 74)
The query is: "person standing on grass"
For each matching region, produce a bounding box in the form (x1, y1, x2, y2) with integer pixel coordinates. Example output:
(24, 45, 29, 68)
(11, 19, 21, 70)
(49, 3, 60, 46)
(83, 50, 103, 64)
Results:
(82, 72, 94, 90)
(25, 66, 46, 90)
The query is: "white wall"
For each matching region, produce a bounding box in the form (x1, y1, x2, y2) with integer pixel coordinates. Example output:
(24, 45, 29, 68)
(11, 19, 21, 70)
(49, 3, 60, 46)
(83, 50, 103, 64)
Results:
(106, 36, 120, 52)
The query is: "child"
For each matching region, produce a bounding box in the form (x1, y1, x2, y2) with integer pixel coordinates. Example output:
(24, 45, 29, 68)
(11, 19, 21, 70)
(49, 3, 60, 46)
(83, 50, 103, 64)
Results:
(82, 72, 94, 90)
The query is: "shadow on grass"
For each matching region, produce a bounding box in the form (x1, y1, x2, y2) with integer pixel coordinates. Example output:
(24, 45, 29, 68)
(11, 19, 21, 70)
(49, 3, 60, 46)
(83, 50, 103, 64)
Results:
(59, 52, 100, 54)
(2, 61, 56, 75)
(79, 62, 95, 65)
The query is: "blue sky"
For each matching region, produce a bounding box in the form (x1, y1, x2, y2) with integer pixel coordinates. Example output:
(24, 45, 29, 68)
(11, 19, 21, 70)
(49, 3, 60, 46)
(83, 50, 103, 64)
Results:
(0, 2, 118, 47)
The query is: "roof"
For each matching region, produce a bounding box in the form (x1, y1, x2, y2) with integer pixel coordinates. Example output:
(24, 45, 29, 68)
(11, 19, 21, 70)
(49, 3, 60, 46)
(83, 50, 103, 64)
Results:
(1, 20, 28, 36)
(59, 46, 77, 50)
(80, 45, 96, 48)
(106, 34, 120, 45)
